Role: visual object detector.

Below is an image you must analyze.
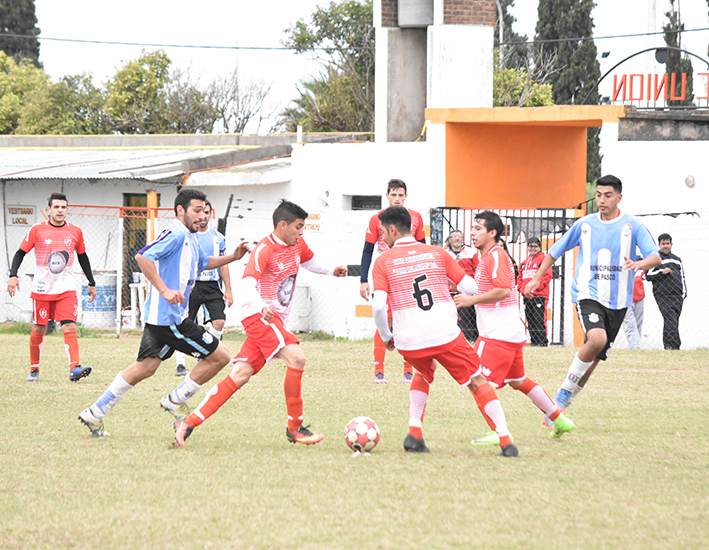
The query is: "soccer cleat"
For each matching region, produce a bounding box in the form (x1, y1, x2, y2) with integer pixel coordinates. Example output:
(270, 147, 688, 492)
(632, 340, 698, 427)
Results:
(69, 365, 92, 382)
(159, 394, 190, 420)
(174, 418, 194, 448)
(374, 372, 387, 384)
(554, 388, 573, 409)
(286, 425, 324, 445)
(175, 364, 187, 377)
(78, 407, 109, 437)
(403, 371, 413, 383)
(472, 430, 500, 446)
(26, 369, 39, 382)
(403, 433, 431, 453)
(551, 413, 575, 439)
(499, 443, 519, 457)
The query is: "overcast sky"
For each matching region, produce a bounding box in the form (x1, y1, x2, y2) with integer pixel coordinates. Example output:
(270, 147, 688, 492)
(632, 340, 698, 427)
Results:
(33, 0, 709, 129)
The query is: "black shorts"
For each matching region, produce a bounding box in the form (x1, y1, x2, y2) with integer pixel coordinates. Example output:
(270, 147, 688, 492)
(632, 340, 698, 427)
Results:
(576, 299, 627, 361)
(137, 319, 221, 362)
(188, 281, 226, 323)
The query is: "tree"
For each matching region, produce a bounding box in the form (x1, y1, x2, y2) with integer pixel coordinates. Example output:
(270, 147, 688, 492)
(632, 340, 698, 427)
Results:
(493, 52, 554, 107)
(495, 0, 528, 70)
(207, 69, 276, 133)
(0, 0, 41, 66)
(164, 67, 218, 134)
(0, 51, 48, 133)
(536, 0, 602, 182)
(15, 73, 109, 134)
(282, 0, 374, 132)
(103, 50, 172, 134)
(663, 0, 694, 107)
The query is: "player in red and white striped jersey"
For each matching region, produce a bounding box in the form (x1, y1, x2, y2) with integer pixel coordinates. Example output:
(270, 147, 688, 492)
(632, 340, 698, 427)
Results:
(175, 200, 347, 448)
(372, 206, 519, 457)
(454, 211, 574, 442)
(7, 192, 97, 382)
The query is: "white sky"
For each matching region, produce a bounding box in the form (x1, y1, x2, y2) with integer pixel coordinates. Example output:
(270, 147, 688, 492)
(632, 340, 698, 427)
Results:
(33, 0, 709, 129)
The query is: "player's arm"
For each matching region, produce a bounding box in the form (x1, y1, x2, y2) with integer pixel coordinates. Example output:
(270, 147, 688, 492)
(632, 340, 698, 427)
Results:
(524, 252, 557, 298)
(7, 249, 27, 297)
(301, 257, 347, 277)
(443, 252, 477, 295)
(624, 254, 661, 273)
(239, 276, 272, 320)
(77, 252, 98, 303)
(359, 241, 375, 299)
(372, 290, 393, 346)
(204, 241, 251, 270)
(135, 254, 184, 305)
(220, 264, 233, 307)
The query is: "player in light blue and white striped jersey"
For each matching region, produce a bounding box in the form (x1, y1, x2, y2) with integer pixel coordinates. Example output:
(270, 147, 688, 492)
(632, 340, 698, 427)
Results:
(525, 175, 661, 417)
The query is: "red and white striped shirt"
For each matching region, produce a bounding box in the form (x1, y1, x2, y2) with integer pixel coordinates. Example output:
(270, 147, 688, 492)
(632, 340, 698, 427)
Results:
(475, 244, 526, 343)
(366, 208, 425, 254)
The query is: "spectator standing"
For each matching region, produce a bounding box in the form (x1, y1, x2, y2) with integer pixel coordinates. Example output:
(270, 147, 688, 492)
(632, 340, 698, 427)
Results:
(445, 229, 479, 341)
(517, 237, 553, 346)
(646, 234, 686, 350)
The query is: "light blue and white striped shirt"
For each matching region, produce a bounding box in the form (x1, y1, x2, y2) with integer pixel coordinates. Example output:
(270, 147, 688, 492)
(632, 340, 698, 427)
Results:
(197, 227, 226, 282)
(139, 220, 210, 325)
(549, 212, 658, 310)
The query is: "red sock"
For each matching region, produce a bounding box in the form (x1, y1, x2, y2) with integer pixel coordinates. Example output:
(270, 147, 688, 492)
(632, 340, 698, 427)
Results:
(403, 360, 413, 375)
(284, 365, 304, 433)
(515, 378, 560, 421)
(187, 376, 239, 427)
(63, 330, 80, 368)
(373, 331, 386, 374)
(471, 383, 513, 448)
(29, 330, 44, 369)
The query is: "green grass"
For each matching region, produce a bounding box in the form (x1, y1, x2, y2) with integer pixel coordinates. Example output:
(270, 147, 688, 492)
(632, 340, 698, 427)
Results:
(1, 334, 707, 549)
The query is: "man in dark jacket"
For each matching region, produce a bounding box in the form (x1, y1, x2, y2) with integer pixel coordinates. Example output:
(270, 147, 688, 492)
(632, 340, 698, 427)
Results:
(646, 233, 686, 350)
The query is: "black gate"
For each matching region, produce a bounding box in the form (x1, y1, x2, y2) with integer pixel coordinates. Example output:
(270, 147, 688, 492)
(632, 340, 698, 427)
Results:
(430, 207, 576, 346)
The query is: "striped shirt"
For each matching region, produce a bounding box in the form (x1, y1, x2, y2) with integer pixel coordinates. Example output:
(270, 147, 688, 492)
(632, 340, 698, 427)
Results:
(196, 227, 226, 282)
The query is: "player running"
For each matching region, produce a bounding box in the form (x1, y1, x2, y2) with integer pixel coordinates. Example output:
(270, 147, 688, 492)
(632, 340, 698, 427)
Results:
(372, 206, 518, 457)
(525, 175, 660, 414)
(360, 179, 426, 384)
(454, 211, 574, 444)
(7, 192, 97, 382)
(78, 189, 250, 437)
(174, 200, 348, 448)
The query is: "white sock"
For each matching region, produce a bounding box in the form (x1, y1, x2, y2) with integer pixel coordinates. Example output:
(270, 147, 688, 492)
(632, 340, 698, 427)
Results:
(408, 389, 428, 428)
(484, 400, 510, 438)
(175, 351, 186, 366)
(92, 373, 133, 419)
(169, 372, 202, 404)
(208, 326, 223, 340)
(560, 353, 593, 392)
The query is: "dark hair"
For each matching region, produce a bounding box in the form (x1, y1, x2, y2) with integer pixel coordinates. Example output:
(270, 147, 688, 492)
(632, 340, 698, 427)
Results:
(658, 233, 672, 243)
(527, 237, 541, 246)
(596, 174, 622, 194)
(204, 199, 212, 212)
(386, 179, 407, 194)
(174, 188, 207, 214)
(48, 192, 68, 207)
(475, 211, 505, 242)
(273, 200, 308, 228)
(378, 206, 411, 234)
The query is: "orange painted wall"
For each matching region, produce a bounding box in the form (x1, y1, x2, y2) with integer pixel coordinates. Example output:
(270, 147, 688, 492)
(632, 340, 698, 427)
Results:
(444, 122, 588, 208)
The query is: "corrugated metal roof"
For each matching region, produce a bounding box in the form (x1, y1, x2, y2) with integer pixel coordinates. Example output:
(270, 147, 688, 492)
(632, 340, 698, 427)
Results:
(0, 148, 250, 181)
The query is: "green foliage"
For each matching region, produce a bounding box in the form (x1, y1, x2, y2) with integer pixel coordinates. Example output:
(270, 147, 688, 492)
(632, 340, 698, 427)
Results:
(0, 0, 41, 66)
(0, 50, 48, 133)
(536, 0, 602, 181)
(0, 322, 33, 335)
(493, 52, 554, 107)
(282, 0, 374, 132)
(663, 0, 694, 107)
(104, 50, 172, 134)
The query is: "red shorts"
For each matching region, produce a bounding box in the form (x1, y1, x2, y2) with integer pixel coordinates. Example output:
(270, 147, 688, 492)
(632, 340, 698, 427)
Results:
(400, 333, 481, 386)
(233, 313, 300, 374)
(32, 292, 78, 325)
(474, 337, 526, 389)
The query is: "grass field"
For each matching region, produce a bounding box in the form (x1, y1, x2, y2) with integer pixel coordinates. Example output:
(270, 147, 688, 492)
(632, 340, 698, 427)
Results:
(1, 330, 707, 550)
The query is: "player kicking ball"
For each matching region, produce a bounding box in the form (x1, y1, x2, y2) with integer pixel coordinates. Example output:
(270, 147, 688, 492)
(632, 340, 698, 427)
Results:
(174, 200, 347, 448)
(454, 211, 574, 444)
(371, 206, 518, 457)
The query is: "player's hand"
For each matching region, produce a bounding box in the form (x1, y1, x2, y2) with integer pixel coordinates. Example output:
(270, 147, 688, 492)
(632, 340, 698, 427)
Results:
(359, 282, 370, 300)
(224, 289, 234, 308)
(454, 294, 475, 308)
(7, 276, 19, 297)
(384, 337, 396, 351)
(233, 241, 252, 261)
(261, 305, 274, 321)
(333, 265, 347, 277)
(87, 285, 98, 303)
(161, 289, 185, 304)
(524, 279, 540, 299)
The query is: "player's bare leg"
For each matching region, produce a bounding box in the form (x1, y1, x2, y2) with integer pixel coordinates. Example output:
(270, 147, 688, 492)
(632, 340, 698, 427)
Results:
(468, 375, 518, 457)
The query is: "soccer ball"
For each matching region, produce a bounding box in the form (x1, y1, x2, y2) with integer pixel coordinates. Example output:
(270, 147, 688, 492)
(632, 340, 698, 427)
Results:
(344, 416, 380, 452)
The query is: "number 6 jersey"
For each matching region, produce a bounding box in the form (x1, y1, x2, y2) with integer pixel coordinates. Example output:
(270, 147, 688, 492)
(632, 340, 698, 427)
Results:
(372, 237, 465, 351)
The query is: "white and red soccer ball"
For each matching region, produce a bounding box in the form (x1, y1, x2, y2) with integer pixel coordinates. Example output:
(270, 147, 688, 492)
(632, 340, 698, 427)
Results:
(344, 416, 380, 452)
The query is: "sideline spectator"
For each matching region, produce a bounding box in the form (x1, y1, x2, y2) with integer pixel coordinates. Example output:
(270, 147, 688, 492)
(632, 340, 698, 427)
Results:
(621, 254, 646, 349)
(517, 237, 552, 346)
(445, 229, 478, 341)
